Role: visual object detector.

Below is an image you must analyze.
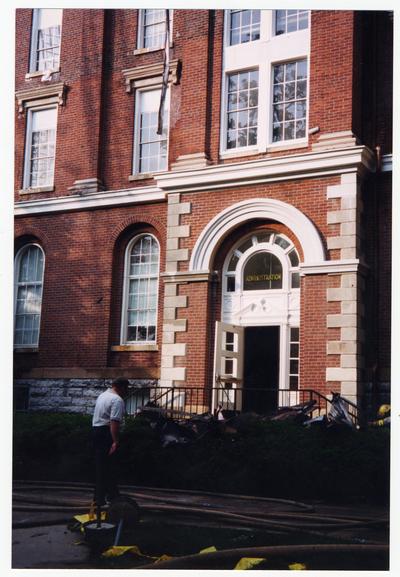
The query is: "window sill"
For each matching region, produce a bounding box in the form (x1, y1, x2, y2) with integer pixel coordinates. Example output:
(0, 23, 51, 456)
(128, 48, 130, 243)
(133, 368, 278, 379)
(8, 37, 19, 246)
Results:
(111, 344, 159, 352)
(128, 171, 166, 181)
(220, 147, 260, 160)
(25, 69, 60, 80)
(134, 44, 174, 56)
(14, 347, 39, 353)
(267, 140, 308, 152)
(19, 186, 55, 195)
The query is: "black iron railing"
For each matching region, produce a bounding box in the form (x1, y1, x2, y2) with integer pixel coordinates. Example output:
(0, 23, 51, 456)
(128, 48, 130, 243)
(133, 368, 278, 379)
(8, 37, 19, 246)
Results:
(125, 386, 360, 425)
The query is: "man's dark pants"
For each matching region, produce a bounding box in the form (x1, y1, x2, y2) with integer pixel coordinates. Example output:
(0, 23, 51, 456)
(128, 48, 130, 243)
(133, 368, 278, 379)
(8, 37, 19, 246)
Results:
(93, 425, 120, 505)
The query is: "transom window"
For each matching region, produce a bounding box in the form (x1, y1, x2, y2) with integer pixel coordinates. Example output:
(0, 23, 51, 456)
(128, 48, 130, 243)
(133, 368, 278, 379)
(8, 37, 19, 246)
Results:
(272, 59, 308, 142)
(243, 253, 282, 290)
(135, 88, 169, 174)
(30, 9, 62, 72)
(225, 232, 300, 293)
(275, 10, 309, 36)
(14, 244, 45, 347)
(123, 235, 159, 343)
(227, 70, 259, 149)
(24, 107, 57, 189)
(140, 9, 169, 49)
(228, 9, 261, 45)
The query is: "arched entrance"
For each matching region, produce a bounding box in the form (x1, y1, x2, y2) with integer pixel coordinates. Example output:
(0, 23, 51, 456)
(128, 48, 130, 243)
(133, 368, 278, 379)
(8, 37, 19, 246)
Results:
(215, 230, 300, 414)
(189, 198, 325, 415)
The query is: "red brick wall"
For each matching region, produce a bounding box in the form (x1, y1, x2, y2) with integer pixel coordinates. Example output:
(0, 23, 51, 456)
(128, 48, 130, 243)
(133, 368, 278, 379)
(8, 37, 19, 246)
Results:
(14, 203, 167, 376)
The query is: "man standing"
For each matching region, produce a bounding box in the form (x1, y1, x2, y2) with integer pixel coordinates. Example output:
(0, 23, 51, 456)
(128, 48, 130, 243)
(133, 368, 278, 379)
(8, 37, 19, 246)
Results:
(92, 377, 130, 506)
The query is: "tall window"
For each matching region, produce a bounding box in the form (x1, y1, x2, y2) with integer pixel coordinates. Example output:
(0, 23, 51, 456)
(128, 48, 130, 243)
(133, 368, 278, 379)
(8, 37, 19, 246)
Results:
(226, 70, 258, 149)
(140, 9, 169, 49)
(228, 9, 261, 45)
(24, 107, 57, 189)
(134, 89, 169, 174)
(30, 9, 62, 72)
(123, 235, 159, 343)
(272, 59, 308, 142)
(275, 10, 309, 35)
(14, 245, 45, 347)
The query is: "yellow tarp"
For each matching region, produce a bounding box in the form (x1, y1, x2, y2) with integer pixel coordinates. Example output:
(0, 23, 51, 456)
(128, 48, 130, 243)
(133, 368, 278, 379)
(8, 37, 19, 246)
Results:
(289, 562, 307, 570)
(74, 512, 106, 524)
(199, 546, 218, 554)
(234, 557, 266, 570)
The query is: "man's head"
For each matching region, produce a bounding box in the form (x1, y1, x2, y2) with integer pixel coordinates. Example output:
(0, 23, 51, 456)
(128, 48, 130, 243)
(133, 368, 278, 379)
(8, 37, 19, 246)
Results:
(112, 377, 130, 398)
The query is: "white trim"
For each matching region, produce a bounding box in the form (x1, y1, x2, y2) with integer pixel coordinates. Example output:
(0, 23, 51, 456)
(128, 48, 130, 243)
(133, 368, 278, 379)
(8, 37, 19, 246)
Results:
(189, 197, 325, 272)
(120, 233, 160, 346)
(15, 185, 165, 216)
(299, 259, 364, 275)
(156, 145, 375, 193)
(15, 146, 375, 217)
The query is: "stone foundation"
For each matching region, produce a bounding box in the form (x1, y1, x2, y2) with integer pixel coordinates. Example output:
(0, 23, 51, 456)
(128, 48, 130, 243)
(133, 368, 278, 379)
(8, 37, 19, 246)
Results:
(14, 378, 158, 414)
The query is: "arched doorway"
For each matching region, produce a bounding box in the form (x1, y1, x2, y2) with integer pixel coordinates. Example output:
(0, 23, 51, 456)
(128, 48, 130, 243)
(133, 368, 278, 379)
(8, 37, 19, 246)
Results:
(214, 230, 300, 414)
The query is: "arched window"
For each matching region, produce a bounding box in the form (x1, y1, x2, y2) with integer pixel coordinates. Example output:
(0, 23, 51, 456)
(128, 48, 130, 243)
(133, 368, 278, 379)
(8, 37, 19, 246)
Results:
(122, 234, 159, 343)
(224, 232, 300, 293)
(14, 244, 45, 347)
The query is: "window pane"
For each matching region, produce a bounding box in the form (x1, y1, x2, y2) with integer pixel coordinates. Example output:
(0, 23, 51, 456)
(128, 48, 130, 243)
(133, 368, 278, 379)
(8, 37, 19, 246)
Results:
(243, 252, 283, 290)
(226, 70, 258, 149)
(272, 60, 307, 143)
(229, 10, 260, 46)
(15, 245, 44, 347)
(288, 249, 299, 267)
(274, 10, 309, 35)
(125, 235, 159, 342)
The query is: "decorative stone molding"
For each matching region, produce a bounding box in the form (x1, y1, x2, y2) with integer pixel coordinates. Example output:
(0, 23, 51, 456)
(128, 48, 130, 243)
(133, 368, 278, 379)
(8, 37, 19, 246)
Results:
(15, 185, 165, 216)
(325, 173, 365, 404)
(15, 82, 67, 113)
(122, 59, 181, 93)
(156, 145, 376, 193)
(68, 178, 105, 195)
(189, 198, 325, 273)
(312, 130, 360, 151)
(159, 192, 192, 387)
(171, 153, 212, 171)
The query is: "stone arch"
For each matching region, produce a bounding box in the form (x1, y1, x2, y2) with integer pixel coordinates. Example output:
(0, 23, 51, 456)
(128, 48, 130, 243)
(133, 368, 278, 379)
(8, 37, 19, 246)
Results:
(189, 198, 325, 272)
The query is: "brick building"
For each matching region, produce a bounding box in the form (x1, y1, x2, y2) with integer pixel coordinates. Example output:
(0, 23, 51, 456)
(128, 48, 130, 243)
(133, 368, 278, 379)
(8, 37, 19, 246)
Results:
(14, 9, 392, 417)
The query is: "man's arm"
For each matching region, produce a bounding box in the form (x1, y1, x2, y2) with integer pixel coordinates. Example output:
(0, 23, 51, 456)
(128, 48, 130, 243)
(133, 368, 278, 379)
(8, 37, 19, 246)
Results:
(109, 419, 121, 455)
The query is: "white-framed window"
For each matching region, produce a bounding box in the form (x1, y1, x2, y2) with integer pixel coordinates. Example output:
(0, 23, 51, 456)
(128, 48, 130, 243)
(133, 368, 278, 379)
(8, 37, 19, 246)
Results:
(14, 244, 45, 348)
(272, 59, 308, 143)
(30, 8, 62, 73)
(274, 10, 309, 36)
(23, 106, 57, 189)
(138, 9, 172, 50)
(134, 88, 169, 174)
(226, 69, 259, 150)
(224, 232, 300, 294)
(228, 9, 261, 46)
(121, 234, 160, 344)
(221, 10, 310, 156)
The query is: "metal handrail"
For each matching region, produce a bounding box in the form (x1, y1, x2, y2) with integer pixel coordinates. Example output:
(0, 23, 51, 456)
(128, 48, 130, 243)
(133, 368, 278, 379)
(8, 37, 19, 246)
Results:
(125, 385, 359, 424)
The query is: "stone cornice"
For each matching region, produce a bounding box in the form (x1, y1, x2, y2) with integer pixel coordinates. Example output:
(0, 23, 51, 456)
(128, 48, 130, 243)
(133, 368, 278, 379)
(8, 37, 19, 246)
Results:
(15, 82, 67, 113)
(156, 145, 376, 193)
(161, 270, 212, 283)
(122, 59, 181, 93)
(300, 259, 369, 276)
(14, 186, 165, 216)
(14, 146, 376, 216)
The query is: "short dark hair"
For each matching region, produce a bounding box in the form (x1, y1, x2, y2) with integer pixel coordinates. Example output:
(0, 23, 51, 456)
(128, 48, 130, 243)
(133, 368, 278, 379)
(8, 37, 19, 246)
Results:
(112, 377, 130, 390)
